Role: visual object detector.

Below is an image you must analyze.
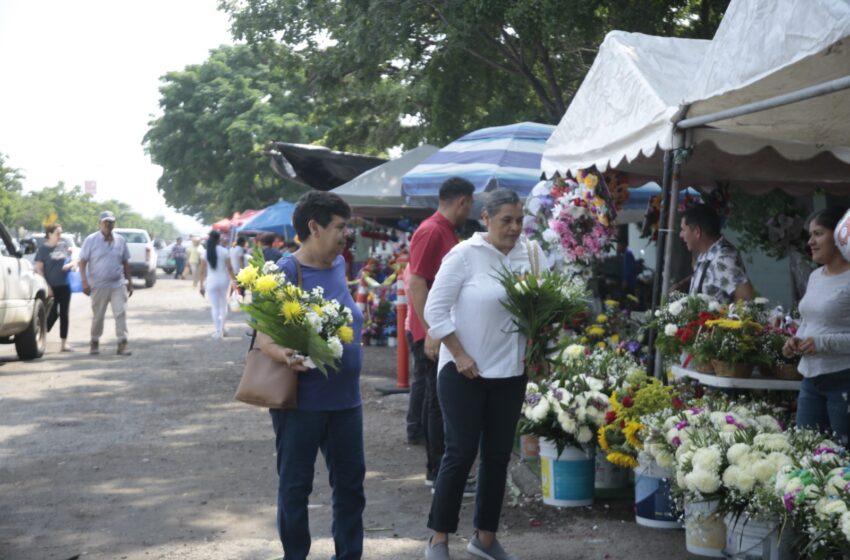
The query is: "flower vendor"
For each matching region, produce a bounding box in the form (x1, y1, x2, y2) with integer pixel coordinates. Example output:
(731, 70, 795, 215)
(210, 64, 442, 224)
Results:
(679, 204, 754, 304)
(784, 206, 850, 445)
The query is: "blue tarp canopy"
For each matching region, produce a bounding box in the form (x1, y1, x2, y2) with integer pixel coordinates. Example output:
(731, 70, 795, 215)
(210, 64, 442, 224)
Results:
(238, 201, 296, 238)
(402, 122, 555, 206)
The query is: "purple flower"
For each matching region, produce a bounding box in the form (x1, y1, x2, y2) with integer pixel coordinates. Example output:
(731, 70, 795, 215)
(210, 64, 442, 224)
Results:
(675, 420, 689, 430)
(671, 436, 682, 448)
(783, 492, 796, 512)
(526, 393, 541, 406)
(814, 447, 838, 456)
(725, 415, 746, 429)
(689, 407, 704, 415)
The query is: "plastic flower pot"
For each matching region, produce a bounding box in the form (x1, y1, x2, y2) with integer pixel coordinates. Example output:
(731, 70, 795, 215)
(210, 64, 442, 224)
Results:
(594, 447, 629, 489)
(724, 514, 793, 559)
(684, 499, 726, 557)
(634, 456, 682, 529)
(539, 438, 594, 507)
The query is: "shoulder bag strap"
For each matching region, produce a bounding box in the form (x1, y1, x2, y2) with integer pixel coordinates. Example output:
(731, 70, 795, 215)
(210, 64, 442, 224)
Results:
(250, 257, 303, 350)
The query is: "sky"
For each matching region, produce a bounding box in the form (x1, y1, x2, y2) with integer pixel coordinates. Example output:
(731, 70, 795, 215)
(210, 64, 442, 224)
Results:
(0, 0, 235, 234)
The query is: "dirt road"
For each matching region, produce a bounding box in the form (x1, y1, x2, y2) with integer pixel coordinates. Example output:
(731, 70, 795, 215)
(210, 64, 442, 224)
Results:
(0, 274, 692, 559)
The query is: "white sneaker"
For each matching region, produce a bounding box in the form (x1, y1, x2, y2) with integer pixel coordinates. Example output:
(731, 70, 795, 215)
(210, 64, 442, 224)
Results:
(211, 331, 222, 339)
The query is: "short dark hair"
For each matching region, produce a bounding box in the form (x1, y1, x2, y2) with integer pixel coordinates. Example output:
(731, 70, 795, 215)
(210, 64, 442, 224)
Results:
(438, 177, 475, 202)
(235, 236, 247, 247)
(44, 223, 61, 236)
(293, 191, 351, 241)
(682, 204, 721, 239)
(262, 233, 276, 246)
(808, 206, 848, 231)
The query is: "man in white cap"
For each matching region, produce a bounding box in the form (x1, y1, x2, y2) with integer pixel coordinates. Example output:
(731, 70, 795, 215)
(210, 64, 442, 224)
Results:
(79, 210, 134, 356)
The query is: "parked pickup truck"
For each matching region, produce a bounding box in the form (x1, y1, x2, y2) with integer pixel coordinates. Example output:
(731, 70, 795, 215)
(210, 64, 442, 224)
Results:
(113, 228, 157, 287)
(0, 220, 51, 360)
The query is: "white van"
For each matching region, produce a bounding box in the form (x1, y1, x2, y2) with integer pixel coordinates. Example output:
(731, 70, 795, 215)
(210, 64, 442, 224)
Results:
(113, 228, 158, 287)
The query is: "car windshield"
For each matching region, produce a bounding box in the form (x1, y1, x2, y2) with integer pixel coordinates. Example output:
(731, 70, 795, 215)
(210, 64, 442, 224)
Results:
(121, 232, 148, 243)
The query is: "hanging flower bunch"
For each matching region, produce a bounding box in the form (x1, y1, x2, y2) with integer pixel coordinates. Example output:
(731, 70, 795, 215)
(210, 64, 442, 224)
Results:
(523, 170, 616, 274)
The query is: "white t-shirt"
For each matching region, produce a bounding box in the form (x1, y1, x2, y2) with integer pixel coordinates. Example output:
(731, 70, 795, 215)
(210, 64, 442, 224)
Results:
(230, 245, 246, 274)
(201, 245, 231, 288)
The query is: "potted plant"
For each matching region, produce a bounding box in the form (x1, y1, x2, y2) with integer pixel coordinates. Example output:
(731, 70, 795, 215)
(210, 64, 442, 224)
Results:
(703, 318, 764, 378)
(648, 293, 723, 364)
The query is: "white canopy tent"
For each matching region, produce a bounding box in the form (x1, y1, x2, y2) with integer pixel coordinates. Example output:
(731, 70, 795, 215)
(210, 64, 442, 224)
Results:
(542, 0, 850, 194)
(331, 144, 439, 219)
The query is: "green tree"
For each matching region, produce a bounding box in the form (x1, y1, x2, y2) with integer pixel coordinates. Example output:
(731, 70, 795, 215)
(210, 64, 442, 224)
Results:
(221, 0, 731, 146)
(143, 43, 330, 223)
(0, 152, 24, 225)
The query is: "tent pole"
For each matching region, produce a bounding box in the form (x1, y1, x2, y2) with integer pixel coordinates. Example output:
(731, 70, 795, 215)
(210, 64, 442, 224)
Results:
(677, 75, 850, 129)
(648, 150, 674, 379)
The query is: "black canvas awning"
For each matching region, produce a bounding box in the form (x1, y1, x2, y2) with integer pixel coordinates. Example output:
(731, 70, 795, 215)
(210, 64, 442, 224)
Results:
(269, 142, 386, 191)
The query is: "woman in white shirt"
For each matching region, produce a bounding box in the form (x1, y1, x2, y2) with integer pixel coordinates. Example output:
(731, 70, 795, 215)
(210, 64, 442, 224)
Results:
(198, 230, 236, 339)
(423, 189, 545, 560)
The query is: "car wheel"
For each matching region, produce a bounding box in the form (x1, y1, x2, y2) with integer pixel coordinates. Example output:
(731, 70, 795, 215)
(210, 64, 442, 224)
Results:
(15, 298, 46, 360)
(145, 270, 157, 288)
(163, 267, 174, 274)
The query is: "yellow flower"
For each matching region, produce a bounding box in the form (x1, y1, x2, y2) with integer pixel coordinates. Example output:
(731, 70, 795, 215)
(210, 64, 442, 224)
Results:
(587, 325, 605, 338)
(597, 427, 610, 451)
(337, 325, 354, 344)
(623, 421, 644, 449)
(596, 314, 607, 324)
(596, 341, 607, 349)
(580, 336, 589, 344)
(609, 334, 620, 345)
(311, 304, 324, 316)
(236, 265, 258, 286)
(281, 301, 304, 322)
(604, 299, 619, 308)
(253, 274, 279, 295)
(583, 174, 599, 189)
(607, 452, 638, 469)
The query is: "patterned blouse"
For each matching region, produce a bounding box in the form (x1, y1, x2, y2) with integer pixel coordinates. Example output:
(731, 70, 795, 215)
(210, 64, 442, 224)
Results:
(688, 237, 750, 304)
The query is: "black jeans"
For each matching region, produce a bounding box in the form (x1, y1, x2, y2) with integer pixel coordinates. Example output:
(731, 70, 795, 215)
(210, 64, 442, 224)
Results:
(413, 337, 444, 478)
(406, 331, 426, 441)
(47, 284, 71, 339)
(428, 362, 526, 534)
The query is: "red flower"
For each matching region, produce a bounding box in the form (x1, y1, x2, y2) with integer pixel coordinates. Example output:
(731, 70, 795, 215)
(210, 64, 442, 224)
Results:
(622, 396, 634, 408)
(694, 386, 705, 399)
(619, 420, 626, 429)
(672, 397, 684, 410)
(605, 411, 617, 424)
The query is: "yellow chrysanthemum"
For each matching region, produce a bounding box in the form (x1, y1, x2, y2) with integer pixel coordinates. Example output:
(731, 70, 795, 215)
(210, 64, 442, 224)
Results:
(596, 341, 607, 349)
(608, 334, 620, 345)
(311, 304, 324, 316)
(253, 274, 279, 295)
(596, 314, 607, 324)
(281, 301, 304, 322)
(337, 325, 354, 344)
(623, 421, 644, 449)
(584, 174, 599, 189)
(597, 427, 610, 451)
(607, 452, 638, 469)
(236, 265, 259, 286)
(604, 299, 619, 308)
(587, 325, 605, 337)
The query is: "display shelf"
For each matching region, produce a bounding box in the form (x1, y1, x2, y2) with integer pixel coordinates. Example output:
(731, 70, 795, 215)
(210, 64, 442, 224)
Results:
(670, 365, 801, 391)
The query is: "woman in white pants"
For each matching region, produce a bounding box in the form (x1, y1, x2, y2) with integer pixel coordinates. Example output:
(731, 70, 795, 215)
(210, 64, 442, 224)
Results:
(199, 230, 236, 338)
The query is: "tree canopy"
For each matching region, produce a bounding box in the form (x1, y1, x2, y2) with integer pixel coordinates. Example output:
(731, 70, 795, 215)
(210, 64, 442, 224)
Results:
(143, 43, 327, 223)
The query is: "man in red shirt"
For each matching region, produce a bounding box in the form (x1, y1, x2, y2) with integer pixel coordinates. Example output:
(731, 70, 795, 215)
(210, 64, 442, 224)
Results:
(407, 177, 475, 485)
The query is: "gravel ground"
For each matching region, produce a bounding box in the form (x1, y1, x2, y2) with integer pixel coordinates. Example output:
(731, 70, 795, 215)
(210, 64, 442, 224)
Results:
(0, 274, 694, 559)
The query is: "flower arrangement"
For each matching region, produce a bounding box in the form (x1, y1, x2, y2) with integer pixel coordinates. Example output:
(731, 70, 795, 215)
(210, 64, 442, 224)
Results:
(648, 292, 722, 359)
(597, 372, 678, 469)
(558, 343, 643, 395)
(520, 373, 609, 456)
(496, 268, 590, 380)
(236, 249, 354, 374)
(523, 172, 616, 274)
(703, 317, 764, 368)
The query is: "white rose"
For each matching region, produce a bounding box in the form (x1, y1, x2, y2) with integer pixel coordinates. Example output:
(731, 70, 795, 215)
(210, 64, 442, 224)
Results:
(664, 324, 678, 337)
(708, 301, 720, 312)
(669, 301, 684, 316)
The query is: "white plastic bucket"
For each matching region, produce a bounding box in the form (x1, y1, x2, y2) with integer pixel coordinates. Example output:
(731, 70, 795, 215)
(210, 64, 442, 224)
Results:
(685, 499, 726, 557)
(724, 514, 793, 559)
(634, 458, 682, 529)
(539, 439, 594, 507)
(594, 447, 630, 489)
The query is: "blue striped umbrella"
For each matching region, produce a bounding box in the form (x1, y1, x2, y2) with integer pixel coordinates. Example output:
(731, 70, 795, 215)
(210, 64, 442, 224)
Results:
(402, 122, 555, 204)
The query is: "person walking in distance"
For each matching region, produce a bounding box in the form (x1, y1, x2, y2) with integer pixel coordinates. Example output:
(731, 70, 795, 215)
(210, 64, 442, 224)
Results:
(198, 230, 236, 339)
(79, 211, 134, 356)
(169, 237, 187, 279)
(34, 223, 75, 352)
(188, 237, 202, 286)
(406, 177, 474, 487)
(261, 232, 283, 263)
